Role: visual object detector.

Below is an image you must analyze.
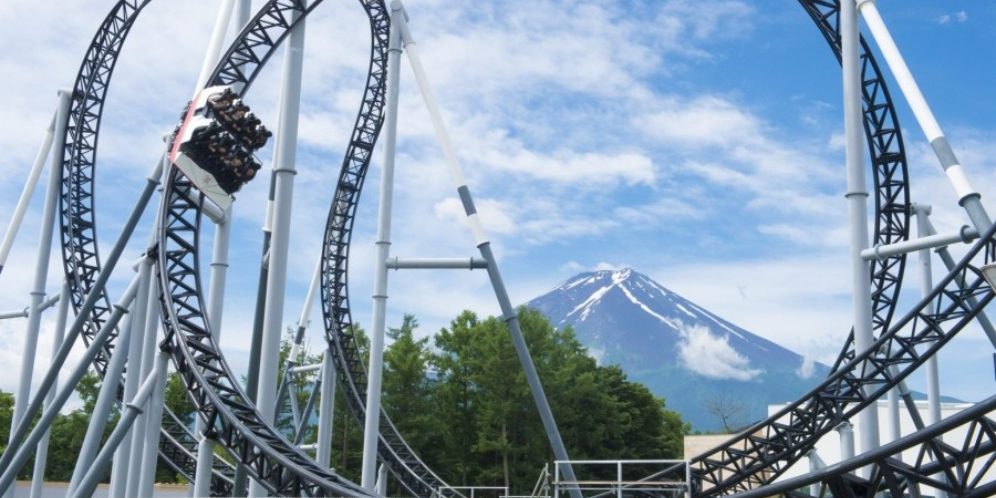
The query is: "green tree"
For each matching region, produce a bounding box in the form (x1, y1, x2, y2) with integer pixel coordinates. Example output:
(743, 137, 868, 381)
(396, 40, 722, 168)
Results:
(0, 390, 13, 455)
(383, 314, 434, 451)
(429, 310, 481, 486)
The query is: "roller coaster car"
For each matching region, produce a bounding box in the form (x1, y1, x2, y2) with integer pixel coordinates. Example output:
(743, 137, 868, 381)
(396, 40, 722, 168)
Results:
(169, 85, 271, 211)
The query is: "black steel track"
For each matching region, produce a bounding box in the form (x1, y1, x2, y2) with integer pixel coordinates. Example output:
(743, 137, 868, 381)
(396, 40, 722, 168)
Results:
(727, 393, 996, 498)
(684, 1, 996, 495)
(153, 0, 427, 495)
(690, 220, 996, 495)
(56, 0, 992, 495)
(57, 0, 449, 494)
(317, 4, 455, 494)
(55, 0, 235, 494)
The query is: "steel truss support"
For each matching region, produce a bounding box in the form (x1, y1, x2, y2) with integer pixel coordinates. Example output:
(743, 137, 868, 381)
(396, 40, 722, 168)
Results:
(0, 275, 141, 492)
(29, 281, 70, 498)
(4, 90, 72, 498)
(728, 394, 996, 498)
(379, 3, 583, 496)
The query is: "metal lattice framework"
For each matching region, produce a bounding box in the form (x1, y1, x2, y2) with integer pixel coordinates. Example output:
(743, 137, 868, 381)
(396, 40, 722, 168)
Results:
(680, 0, 995, 494)
(56, 0, 453, 494)
(690, 220, 996, 495)
(55, 0, 235, 494)
(154, 0, 396, 495)
(47, 0, 994, 495)
(728, 395, 996, 498)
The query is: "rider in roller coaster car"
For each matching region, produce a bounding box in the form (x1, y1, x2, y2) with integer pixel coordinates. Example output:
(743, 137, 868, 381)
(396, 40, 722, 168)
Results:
(181, 89, 271, 195)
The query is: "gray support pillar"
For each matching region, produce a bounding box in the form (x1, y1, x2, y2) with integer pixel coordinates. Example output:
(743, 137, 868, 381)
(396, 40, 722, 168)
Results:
(248, 2, 307, 495)
(375, 463, 388, 496)
(914, 206, 944, 428)
(67, 312, 134, 497)
(136, 352, 171, 498)
(390, 3, 581, 494)
(229, 0, 254, 493)
(29, 281, 70, 498)
(125, 252, 162, 498)
(0, 153, 162, 483)
(0, 107, 57, 276)
(359, 4, 403, 489)
(841, 0, 880, 464)
(856, 0, 992, 232)
(6, 92, 71, 498)
(72, 352, 169, 498)
(0, 276, 140, 492)
(914, 205, 948, 498)
(109, 260, 153, 498)
(836, 421, 855, 461)
(193, 171, 233, 498)
(316, 350, 336, 468)
(887, 388, 900, 442)
(807, 449, 826, 498)
(236, 172, 274, 496)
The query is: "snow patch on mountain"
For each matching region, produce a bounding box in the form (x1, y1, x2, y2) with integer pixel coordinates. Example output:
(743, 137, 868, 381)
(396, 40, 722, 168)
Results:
(618, 280, 678, 329)
(676, 322, 765, 381)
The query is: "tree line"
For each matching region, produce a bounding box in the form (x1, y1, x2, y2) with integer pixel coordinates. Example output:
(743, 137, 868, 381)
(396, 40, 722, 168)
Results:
(0, 307, 689, 494)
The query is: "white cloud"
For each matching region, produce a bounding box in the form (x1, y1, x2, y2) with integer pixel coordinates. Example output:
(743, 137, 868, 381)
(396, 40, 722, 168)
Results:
(936, 11, 968, 25)
(798, 355, 816, 379)
(677, 322, 764, 381)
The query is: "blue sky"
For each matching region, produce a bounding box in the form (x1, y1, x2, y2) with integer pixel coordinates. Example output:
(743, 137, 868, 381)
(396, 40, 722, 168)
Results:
(1, 0, 995, 409)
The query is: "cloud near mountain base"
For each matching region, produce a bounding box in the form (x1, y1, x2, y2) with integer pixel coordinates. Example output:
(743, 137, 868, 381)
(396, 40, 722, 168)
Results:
(676, 322, 764, 381)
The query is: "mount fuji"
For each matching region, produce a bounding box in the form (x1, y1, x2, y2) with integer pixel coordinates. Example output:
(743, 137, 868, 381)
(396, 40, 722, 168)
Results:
(524, 268, 830, 432)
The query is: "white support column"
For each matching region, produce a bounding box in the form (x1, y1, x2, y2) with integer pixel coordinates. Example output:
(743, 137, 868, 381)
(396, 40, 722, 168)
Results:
(6, 93, 71, 498)
(887, 388, 900, 442)
(856, 0, 991, 232)
(841, 0, 880, 466)
(0, 108, 57, 276)
(914, 204, 948, 498)
(316, 349, 336, 468)
(807, 449, 826, 498)
(122, 251, 156, 498)
(359, 3, 404, 490)
(249, 1, 307, 495)
(29, 281, 69, 498)
(125, 256, 163, 498)
(391, 3, 581, 494)
(375, 463, 388, 496)
(136, 351, 171, 498)
(837, 421, 855, 461)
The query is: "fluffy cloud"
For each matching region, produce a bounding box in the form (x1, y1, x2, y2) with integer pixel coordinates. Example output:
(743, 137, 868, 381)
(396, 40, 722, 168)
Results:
(677, 323, 764, 381)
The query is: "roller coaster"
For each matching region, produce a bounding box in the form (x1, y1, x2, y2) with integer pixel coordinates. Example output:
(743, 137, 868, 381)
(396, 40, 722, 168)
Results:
(1, 0, 994, 497)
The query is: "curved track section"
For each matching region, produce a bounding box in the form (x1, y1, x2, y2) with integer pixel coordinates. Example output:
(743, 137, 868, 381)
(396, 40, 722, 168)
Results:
(55, 0, 234, 492)
(729, 393, 996, 498)
(802, 0, 910, 376)
(156, 0, 404, 495)
(690, 222, 996, 495)
(684, 1, 989, 494)
(317, 14, 454, 495)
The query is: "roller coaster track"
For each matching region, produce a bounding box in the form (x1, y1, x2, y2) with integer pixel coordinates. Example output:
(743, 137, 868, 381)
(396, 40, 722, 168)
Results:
(157, 0, 456, 494)
(53, 0, 990, 495)
(56, 0, 398, 495)
(56, 0, 236, 494)
(683, 1, 996, 495)
(729, 393, 996, 498)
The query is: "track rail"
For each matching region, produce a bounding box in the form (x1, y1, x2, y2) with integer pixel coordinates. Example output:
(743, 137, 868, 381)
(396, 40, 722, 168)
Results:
(57, 0, 451, 494)
(728, 394, 996, 498)
(55, 0, 237, 493)
(154, 0, 399, 495)
(690, 220, 996, 495)
(317, 9, 455, 493)
(683, 1, 996, 494)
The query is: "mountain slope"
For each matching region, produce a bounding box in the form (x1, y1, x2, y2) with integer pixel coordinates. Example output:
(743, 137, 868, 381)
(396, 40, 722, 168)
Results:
(525, 268, 829, 432)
